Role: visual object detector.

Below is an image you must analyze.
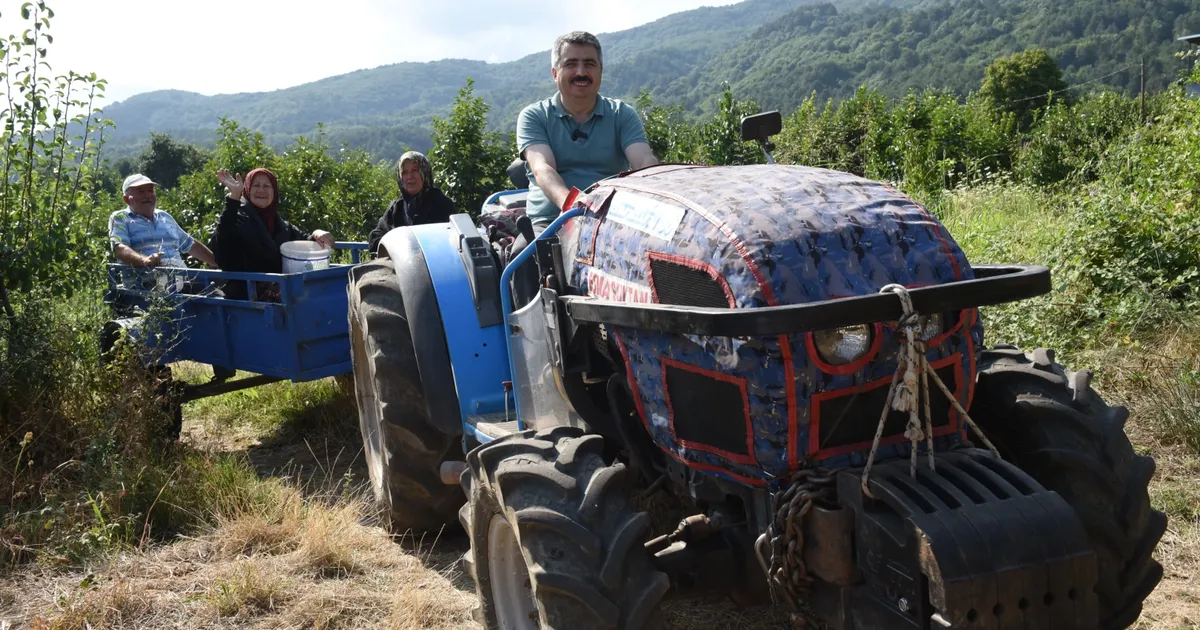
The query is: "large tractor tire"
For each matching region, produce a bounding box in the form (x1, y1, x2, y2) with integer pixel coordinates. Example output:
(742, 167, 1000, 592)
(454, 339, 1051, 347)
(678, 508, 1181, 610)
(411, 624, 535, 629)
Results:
(460, 426, 669, 630)
(348, 258, 464, 535)
(970, 347, 1167, 630)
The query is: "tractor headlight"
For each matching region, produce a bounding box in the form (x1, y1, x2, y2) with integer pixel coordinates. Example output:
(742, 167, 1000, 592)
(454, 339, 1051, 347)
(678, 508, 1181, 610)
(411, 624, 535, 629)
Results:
(920, 313, 944, 342)
(813, 324, 873, 366)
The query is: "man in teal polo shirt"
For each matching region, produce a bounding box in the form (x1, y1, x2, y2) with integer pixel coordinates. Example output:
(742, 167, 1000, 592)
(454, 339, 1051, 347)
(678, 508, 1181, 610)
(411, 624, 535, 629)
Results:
(517, 31, 659, 232)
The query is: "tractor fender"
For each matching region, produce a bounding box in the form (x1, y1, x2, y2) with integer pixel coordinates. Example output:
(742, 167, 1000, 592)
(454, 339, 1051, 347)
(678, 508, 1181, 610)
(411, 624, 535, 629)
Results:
(377, 226, 465, 436)
(379, 220, 511, 437)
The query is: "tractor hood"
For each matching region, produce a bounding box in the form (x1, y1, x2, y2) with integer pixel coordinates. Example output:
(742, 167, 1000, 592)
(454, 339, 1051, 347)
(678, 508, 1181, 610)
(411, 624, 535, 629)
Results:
(560, 163, 985, 483)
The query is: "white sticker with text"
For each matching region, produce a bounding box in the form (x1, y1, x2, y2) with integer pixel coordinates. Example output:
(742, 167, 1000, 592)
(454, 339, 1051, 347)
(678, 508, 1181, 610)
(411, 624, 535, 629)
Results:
(606, 191, 686, 241)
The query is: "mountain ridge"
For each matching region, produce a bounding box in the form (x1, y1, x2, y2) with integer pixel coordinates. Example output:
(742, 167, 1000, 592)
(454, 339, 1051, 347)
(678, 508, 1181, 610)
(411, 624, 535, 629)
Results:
(101, 0, 1200, 162)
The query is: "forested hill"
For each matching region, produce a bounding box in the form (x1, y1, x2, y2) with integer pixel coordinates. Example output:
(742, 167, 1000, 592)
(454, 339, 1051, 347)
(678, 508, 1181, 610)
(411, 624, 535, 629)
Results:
(102, 0, 1200, 162)
(99, 0, 822, 160)
(663, 0, 1200, 116)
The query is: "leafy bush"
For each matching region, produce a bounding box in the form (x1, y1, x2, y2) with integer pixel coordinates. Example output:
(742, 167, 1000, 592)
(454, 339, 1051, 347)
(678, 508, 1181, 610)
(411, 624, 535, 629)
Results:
(428, 78, 513, 218)
(271, 129, 397, 242)
(1015, 91, 1144, 186)
(636, 90, 697, 164)
(775, 87, 1016, 195)
(693, 85, 765, 167)
(638, 85, 766, 166)
(164, 119, 279, 240)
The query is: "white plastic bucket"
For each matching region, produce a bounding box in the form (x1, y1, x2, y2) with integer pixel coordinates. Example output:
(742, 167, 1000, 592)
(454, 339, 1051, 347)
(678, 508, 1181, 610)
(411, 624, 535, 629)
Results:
(280, 240, 331, 274)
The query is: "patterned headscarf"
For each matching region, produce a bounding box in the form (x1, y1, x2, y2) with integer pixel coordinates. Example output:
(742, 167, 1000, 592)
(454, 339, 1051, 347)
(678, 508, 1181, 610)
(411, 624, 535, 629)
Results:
(397, 151, 434, 196)
(243, 167, 280, 233)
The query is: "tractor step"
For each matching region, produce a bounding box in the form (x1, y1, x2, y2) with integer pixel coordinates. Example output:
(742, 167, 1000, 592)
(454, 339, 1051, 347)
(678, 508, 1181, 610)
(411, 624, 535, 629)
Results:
(473, 418, 520, 441)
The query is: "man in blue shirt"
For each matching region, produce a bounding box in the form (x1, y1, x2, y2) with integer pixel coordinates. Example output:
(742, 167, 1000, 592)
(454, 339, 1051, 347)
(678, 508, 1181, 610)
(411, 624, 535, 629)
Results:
(109, 173, 216, 272)
(108, 174, 232, 385)
(517, 31, 659, 230)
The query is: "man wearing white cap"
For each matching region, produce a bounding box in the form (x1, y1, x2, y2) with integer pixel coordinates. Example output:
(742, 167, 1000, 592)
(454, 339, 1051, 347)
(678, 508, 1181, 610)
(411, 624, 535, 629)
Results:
(108, 173, 216, 270)
(108, 173, 234, 385)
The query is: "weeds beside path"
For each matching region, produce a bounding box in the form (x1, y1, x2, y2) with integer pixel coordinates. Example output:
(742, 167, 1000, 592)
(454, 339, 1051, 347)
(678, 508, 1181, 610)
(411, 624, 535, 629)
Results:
(0, 367, 481, 630)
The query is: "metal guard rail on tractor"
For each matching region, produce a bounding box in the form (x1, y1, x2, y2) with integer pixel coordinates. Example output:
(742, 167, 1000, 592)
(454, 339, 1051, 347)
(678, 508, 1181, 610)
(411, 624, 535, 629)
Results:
(559, 264, 1051, 336)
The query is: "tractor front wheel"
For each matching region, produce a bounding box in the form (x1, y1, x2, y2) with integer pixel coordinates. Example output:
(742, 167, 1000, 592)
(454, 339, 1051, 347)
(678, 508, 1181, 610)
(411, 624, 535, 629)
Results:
(970, 347, 1167, 630)
(461, 426, 669, 630)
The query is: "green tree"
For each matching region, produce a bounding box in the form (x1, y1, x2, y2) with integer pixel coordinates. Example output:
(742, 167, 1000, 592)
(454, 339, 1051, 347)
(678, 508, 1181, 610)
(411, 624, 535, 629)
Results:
(114, 156, 135, 179)
(163, 118, 277, 237)
(979, 48, 1069, 130)
(695, 85, 764, 166)
(428, 78, 512, 218)
(635, 90, 697, 163)
(273, 127, 397, 242)
(134, 132, 210, 189)
(0, 1, 113, 301)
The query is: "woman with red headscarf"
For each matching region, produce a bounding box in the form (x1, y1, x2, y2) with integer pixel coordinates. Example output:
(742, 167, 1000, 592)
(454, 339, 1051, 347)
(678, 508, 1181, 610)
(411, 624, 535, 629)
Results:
(210, 167, 334, 300)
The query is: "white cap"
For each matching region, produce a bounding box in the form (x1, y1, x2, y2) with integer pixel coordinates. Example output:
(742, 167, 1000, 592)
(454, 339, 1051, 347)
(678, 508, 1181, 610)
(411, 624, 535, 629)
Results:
(122, 173, 159, 193)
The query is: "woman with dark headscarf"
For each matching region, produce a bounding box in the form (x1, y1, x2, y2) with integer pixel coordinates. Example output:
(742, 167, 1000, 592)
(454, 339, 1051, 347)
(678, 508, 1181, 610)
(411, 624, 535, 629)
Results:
(209, 167, 334, 299)
(367, 151, 456, 256)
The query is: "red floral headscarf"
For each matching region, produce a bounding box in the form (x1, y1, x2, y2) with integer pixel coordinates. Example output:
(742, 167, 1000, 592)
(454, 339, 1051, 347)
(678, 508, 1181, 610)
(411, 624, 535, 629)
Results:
(243, 168, 279, 233)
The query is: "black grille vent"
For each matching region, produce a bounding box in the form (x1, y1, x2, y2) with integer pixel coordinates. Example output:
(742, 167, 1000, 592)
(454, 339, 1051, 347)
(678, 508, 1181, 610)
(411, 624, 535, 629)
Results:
(816, 364, 958, 452)
(649, 257, 731, 308)
(665, 364, 751, 458)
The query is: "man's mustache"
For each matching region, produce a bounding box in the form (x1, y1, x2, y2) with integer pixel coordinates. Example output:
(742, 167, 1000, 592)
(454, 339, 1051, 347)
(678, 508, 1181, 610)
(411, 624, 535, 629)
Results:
(570, 76, 593, 84)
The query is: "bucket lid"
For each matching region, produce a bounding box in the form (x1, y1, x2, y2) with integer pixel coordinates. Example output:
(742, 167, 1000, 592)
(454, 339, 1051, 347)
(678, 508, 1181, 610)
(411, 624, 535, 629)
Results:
(280, 240, 329, 256)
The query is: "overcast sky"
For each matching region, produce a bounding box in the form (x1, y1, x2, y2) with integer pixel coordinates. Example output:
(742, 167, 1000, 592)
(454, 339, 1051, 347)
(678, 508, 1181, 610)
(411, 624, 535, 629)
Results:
(2, 0, 739, 103)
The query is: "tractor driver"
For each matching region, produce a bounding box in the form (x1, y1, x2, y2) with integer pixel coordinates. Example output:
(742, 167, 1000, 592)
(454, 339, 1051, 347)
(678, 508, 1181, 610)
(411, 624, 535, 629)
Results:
(515, 30, 659, 248)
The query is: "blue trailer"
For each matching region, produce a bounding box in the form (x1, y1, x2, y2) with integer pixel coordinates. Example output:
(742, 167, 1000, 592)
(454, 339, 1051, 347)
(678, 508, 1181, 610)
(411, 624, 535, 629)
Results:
(102, 242, 369, 408)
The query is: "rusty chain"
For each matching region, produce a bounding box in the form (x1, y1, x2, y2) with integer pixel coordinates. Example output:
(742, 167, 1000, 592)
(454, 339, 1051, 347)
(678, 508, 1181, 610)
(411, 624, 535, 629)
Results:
(762, 467, 838, 621)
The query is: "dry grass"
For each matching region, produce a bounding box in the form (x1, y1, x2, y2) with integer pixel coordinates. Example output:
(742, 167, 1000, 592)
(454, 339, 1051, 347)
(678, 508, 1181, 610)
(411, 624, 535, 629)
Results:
(1075, 325, 1200, 630)
(207, 561, 290, 617)
(2, 486, 478, 630)
(25, 578, 153, 630)
(289, 500, 397, 579)
(387, 569, 479, 630)
(1136, 494, 1200, 630)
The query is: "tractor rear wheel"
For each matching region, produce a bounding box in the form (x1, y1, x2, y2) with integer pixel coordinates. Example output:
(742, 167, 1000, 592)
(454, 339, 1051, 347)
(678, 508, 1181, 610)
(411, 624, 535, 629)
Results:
(349, 258, 464, 535)
(970, 347, 1167, 630)
(460, 426, 669, 630)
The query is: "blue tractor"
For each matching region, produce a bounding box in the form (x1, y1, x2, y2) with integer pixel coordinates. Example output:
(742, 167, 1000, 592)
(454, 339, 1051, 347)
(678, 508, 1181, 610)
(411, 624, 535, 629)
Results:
(347, 113, 1165, 629)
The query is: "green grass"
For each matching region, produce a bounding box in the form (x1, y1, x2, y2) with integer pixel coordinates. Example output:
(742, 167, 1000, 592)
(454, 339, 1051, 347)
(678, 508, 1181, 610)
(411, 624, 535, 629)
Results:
(173, 363, 357, 443)
(930, 183, 1069, 266)
(1152, 481, 1200, 525)
(921, 184, 1096, 353)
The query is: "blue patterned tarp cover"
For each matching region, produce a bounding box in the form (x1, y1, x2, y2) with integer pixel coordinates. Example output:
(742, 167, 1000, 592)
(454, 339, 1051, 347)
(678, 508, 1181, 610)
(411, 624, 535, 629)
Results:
(559, 164, 984, 486)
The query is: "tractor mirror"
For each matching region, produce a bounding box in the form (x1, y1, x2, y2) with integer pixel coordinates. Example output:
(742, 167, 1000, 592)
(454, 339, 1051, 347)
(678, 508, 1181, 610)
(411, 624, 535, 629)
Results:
(740, 111, 782, 143)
